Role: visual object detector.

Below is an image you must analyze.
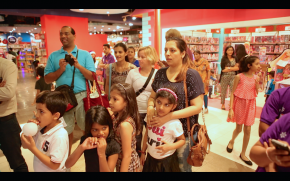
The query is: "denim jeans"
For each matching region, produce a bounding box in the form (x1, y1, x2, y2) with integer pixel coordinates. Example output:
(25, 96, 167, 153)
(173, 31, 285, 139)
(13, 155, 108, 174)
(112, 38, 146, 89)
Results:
(0, 113, 28, 172)
(176, 134, 197, 172)
(136, 113, 147, 158)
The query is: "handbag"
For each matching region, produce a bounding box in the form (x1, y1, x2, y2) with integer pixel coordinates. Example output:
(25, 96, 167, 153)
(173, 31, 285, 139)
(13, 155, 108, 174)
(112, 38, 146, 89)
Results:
(55, 50, 79, 112)
(83, 72, 110, 112)
(184, 73, 212, 167)
(135, 68, 155, 97)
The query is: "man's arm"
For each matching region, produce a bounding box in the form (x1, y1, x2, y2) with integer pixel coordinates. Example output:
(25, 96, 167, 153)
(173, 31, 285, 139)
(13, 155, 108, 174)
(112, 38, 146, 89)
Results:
(0, 62, 17, 101)
(44, 68, 65, 84)
(70, 53, 94, 81)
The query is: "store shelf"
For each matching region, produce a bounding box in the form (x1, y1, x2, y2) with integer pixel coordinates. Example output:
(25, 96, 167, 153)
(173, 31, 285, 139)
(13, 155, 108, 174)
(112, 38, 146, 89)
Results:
(224, 41, 247, 43)
(200, 52, 219, 54)
(251, 43, 290, 45)
(251, 52, 282, 55)
(187, 43, 219, 45)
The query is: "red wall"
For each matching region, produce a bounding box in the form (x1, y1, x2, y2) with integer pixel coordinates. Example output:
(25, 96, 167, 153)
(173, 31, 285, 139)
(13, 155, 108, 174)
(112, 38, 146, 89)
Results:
(149, 9, 290, 49)
(40, 15, 107, 57)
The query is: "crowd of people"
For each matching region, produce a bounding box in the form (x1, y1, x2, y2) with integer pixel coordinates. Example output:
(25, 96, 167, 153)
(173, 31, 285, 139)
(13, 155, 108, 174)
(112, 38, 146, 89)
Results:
(0, 25, 290, 172)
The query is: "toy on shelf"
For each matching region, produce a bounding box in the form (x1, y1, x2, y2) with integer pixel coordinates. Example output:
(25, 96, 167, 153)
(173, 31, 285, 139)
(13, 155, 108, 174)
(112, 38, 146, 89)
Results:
(270, 49, 290, 82)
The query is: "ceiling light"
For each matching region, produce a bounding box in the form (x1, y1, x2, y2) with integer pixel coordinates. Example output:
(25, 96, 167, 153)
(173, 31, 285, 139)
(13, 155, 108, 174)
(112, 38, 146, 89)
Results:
(102, 26, 104, 27)
(129, 23, 133, 26)
(132, 17, 136, 20)
(94, 27, 96, 29)
(122, 29, 123, 30)
(94, 32, 96, 34)
(79, 9, 84, 11)
(140, 31, 142, 34)
(117, 26, 120, 29)
(101, 29, 103, 31)
(26, 31, 28, 33)
(98, 32, 99, 34)
(120, 32, 122, 35)
(34, 28, 37, 29)
(113, 30, 116, 32)
(29, 30, 31, 32)
(107, 11, 109, 14)
(108, 28, 110, 29)
(89, 33, 92, 35)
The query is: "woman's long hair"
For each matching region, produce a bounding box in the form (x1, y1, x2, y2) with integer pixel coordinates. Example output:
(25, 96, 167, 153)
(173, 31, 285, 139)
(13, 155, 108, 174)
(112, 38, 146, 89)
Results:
(236, 44, 248, 64)
(166, 37, 194, 82)
(114, 43, 129, 62)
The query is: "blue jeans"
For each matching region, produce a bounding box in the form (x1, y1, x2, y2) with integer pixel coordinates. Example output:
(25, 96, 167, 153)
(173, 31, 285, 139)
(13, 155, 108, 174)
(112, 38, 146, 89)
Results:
(177, 134, 197, 172)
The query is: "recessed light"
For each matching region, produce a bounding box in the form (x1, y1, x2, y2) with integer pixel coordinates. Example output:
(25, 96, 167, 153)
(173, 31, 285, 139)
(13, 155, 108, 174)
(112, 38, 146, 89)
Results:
(107, 11, 109, 14)
(129, 23, 133, 26)
(113, 30, 116, 31)
(117, 26, 120, 29)
(102, 26, 104, 27)
(89, 33, 92, 35)
(122, 29, 123, 30)
(108, 28, 110, 29)
(94, 27, 96, 29)
(120, 32, 122, 35)
(26, 31, 28, 33)
(79, 9, 84, 11)
(101, 29, 103, 31)
(34, 28, 37, 29)
(132, 17, 136, 20)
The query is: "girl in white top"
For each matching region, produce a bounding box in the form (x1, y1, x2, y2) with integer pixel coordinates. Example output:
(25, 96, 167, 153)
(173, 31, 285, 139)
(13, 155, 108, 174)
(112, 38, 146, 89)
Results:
(140, 88, 185, 172)
(125, 46, 158, 157)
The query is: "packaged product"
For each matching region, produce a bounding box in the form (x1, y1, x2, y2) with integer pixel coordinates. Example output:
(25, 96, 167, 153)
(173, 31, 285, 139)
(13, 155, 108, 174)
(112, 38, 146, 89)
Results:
(274, 45, 279, 53)
(231, 37, 237, 42)
(285, 35, 290, 43)
(281, 35, 285, 43)
(255, 36, 262, 43)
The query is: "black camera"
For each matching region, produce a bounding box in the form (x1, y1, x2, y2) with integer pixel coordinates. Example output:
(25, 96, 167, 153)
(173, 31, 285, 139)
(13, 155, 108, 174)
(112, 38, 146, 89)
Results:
(65, 54, 75, 66)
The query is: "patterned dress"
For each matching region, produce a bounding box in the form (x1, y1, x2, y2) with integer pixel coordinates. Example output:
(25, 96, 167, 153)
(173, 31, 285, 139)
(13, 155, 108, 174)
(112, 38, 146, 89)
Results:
(227, 73, 257, 126)
(106, 62, 136, 86)
(220, 59, 237, 104)
(113, 116, 140, 172)
(192, 58, 210, 95)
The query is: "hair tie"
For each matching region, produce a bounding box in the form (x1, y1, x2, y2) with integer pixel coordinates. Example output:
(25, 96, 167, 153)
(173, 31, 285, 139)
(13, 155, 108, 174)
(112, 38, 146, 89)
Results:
(118, 83, 126, 91)
(156, 88, 178, 102)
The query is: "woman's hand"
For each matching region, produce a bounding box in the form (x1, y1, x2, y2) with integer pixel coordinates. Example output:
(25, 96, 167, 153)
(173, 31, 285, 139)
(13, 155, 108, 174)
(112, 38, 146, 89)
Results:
(96, 137, 107, 157)
(146, 106, 156, 126)
(228, 109, 234, 119)
(0, 80, 6, 87)
(80, 137, 98, 151)
(155, 140, 173, 156)
(140, 153, 146, 166)
(150, 114, 170, 127)
(266, 139, 290, 167)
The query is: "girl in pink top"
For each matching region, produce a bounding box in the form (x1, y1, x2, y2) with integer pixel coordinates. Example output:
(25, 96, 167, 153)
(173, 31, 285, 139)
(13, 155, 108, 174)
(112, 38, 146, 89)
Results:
(226, 55, 261, 166)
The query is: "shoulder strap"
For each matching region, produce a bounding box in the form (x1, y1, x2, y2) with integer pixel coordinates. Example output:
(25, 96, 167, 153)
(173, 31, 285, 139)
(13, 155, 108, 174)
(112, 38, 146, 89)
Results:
(135, 68, 155, 97)
(108, 63, 112, 100)
(71, 50, 78, 89)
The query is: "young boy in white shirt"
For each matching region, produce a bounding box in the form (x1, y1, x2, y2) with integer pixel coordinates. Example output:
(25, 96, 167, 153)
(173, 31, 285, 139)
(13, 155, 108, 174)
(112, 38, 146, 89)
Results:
(21, 91, 69, 172)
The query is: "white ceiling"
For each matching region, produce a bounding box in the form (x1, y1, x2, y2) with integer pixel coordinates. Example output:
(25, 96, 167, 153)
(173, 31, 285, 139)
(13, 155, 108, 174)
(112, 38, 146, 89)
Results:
(70, 9, 128, 14)
(0, 25, 41, 34)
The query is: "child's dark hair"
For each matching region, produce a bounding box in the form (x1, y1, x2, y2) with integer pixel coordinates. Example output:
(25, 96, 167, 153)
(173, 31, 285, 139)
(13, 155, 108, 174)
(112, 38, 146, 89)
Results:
(155, 87, 178, 106)
(239, 55, 259, 72)
(36, 66, 45, 77)
(114, 43, 129, 62)
(84, 105, 114, 141)
(269, 71, 275, 78)
(210, 70, 215, 74)
(110, 83, 141, 135)
(36, 91, 67, 119)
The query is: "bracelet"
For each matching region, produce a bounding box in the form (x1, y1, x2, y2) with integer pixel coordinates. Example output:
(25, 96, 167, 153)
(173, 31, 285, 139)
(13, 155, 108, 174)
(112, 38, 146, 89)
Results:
(138, 150, 146, 155)
(266, 147, 274, 163)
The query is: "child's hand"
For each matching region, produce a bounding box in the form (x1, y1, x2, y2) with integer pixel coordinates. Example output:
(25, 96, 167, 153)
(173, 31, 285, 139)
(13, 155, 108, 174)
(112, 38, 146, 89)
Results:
(264, 94, 267, 97)
(28, 111, 39, 125)
(155, 140, 172, 156)
(0, 80, 6, 87)
(81, 137, 98, 151)
(21, 133, 36, 150)
(140, 153, 146, 165)
(96, 137, 107, 157)
(228, 109, 234, 119)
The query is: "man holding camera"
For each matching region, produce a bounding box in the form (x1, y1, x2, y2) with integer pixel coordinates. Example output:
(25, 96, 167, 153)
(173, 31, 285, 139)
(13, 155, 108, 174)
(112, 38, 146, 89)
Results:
(44, 26, 96, 155)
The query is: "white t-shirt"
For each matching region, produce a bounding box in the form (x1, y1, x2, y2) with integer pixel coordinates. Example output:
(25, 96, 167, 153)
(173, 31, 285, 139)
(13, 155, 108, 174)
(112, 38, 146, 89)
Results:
(33, 118, 69, 172)
(144, 115, 183, 159)
(125, 68, 157, 113)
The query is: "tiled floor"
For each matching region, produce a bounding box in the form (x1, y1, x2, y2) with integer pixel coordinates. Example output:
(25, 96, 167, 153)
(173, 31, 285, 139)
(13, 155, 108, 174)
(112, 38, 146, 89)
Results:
(0, 70, 265, 172)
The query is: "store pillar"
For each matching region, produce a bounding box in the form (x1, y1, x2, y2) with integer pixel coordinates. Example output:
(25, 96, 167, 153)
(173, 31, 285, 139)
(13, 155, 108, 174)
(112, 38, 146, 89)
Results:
(154, 9, 161, 59)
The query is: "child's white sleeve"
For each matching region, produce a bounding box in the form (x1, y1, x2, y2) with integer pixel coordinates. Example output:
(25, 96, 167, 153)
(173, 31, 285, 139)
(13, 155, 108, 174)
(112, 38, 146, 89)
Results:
(50, 134, 68, 164)
(171, 121, 184, 138)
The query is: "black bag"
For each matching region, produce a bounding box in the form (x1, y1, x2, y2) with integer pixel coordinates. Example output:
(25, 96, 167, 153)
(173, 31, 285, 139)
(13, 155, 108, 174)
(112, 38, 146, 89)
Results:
(135, 68, 155, 97)
(55, 50, 78, 112)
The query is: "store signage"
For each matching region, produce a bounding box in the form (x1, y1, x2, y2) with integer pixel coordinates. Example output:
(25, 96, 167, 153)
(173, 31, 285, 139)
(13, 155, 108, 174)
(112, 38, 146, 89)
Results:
(7, 36, 17, 44)
(255, 28, 266, 33)
(285, 26, 290, 31)
(206, 29, 211, 33)
(231, 29, 240, 34)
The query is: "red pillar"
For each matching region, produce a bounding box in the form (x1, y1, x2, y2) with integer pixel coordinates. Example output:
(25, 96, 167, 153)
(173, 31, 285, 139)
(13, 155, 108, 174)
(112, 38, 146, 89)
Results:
(154, 9, 161, 60)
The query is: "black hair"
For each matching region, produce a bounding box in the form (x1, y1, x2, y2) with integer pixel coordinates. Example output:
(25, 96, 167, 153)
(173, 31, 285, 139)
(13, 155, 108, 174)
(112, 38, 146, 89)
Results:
(269, 71, 275, 78)
(239, 56, 259, 73)
(236, 44, 248, 64)
(36, 91, 67, 119)
(61, 26, 75, 35)
(155, 87, 178, 106)
(210, 70, 215, 74)
(103, 44, 110, 49)
(110, 83, 141, 135)
(84, 105, 114, 142)
(36, 66, 44, 77)
(194, 50, 201, 55)
(221, 46, 235, 73)
(9, 48, 12, 51)
(128, 46, 135, 53)
(114, 43, 129, 62)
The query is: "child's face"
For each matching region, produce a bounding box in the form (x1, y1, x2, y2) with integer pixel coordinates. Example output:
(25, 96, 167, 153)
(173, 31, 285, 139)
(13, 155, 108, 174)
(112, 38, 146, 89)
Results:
(35, 103, 60, 128)
(155, 97, 177, 117)
(109, 90, 127, 113)
(249, 59, 261, 72)
(90, 123, 109, 139)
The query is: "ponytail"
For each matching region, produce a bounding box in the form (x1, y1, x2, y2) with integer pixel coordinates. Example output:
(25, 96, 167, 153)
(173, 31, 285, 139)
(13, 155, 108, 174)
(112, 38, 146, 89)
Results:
(239, 55, 259, 72)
